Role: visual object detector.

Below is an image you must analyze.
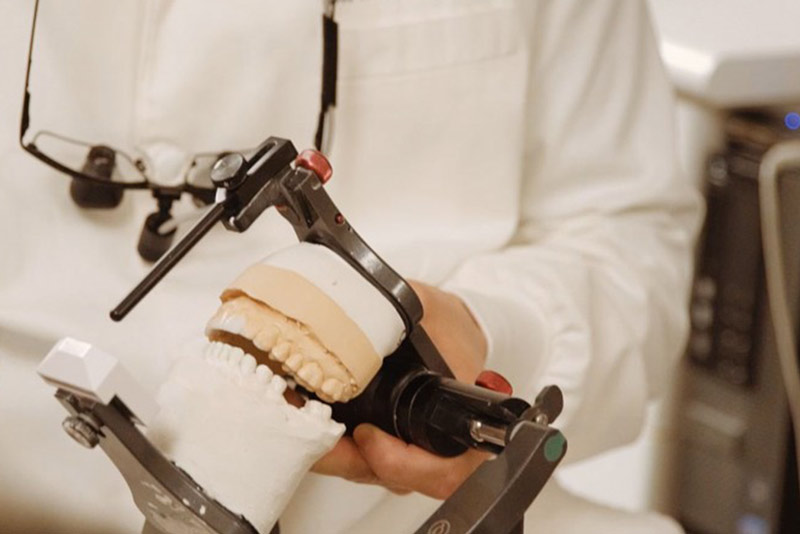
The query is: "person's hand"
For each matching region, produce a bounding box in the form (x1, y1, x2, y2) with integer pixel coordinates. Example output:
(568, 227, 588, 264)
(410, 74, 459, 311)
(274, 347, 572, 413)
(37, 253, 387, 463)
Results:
(312, 280, 489, 499)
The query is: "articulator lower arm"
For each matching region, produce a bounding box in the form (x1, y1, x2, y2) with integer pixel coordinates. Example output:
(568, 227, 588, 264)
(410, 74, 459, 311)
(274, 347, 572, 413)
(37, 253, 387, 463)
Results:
(42, 137, 567, 534)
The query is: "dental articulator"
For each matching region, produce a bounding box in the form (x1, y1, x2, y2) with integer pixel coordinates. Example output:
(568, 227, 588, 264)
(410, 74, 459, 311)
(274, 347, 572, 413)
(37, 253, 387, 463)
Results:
(37, 138, 567, 534)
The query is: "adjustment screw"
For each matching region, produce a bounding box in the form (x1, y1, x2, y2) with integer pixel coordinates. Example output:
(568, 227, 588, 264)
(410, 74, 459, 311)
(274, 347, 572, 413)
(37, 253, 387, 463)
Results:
(62, 416, 100, 449)
(210, 152, 246, 188)
(295, 149, 333, 184)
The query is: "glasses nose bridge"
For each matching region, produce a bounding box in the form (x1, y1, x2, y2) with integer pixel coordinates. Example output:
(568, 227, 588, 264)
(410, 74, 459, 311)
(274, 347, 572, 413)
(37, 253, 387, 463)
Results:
(136, 140, 195, 187)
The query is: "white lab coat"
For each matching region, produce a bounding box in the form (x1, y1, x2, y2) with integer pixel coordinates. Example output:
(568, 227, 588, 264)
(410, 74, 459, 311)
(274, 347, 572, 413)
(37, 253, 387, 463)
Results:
(0, 1, 699, 533)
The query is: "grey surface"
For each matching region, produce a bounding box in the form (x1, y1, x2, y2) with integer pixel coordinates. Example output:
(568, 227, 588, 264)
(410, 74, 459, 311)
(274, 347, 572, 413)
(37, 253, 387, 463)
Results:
(675, 114, 799, 534)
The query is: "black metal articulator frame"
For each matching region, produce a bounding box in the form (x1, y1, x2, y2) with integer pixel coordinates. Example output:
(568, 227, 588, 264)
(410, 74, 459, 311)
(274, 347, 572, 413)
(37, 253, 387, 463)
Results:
(53, 137, 567, 534)
(55, 383, 564, 534)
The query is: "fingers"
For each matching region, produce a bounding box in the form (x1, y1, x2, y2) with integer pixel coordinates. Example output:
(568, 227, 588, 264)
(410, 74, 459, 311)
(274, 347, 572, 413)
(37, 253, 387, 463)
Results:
(313, 425, 488, 499)
(406, 280, 486, 383)
(352, 424, 488, 500)
(312, 437, 378, 484)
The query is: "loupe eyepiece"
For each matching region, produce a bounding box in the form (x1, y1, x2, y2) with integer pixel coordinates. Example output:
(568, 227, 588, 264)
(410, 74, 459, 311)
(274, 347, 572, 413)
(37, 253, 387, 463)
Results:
(136, 190, 183, 262)
(70, 145, 124, 208)
(137, 211, 177, 263)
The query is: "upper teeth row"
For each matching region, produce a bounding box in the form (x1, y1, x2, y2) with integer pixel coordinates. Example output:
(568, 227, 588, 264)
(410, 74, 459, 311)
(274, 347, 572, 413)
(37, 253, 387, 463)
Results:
(206, 309, 351, 403)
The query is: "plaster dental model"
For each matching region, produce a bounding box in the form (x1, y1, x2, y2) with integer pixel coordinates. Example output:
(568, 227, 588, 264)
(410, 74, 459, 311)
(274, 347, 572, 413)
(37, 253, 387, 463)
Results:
(148, 339, 344, 534)
(206, 242, 408, 402)
(147, 243, 408, 532)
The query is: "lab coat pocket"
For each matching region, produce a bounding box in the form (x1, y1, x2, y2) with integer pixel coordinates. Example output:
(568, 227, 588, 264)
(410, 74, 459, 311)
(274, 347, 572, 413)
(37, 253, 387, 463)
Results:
(330, 0, 528, 262)
(336, 0, 520, 80)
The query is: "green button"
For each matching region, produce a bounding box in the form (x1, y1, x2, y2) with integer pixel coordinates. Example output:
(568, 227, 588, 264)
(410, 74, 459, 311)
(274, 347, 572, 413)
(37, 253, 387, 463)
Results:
(544, 432, 566, 462)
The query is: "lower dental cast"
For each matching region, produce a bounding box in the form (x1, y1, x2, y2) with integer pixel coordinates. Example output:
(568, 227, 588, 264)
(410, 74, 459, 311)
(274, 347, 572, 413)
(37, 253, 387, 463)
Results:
(147, 243, 408, 533)
(148, 339, 344, 534)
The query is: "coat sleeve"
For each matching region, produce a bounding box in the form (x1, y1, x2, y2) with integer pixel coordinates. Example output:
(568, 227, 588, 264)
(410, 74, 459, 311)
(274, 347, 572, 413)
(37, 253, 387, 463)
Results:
(441, 0, 703, 463)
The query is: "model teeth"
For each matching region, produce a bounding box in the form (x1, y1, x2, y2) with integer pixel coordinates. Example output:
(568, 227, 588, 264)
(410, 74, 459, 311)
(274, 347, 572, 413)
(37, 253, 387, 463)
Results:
(204, 341, 223, 360)
(303, 400, 333, 420)
(271, 342, 291, 362)
(204, 318, 222, 337)
(228, 346, 244, 366)
(198, 342, 340, 424)
(241, 354, 257, 375)
(256, 364, 273, 383)
(222, 314, 246, 335)
(207, 296, 359, 402)
(254, 327, 279, 352)
(321, 378, 344, 402)
(285, 353, 304, 372)
(270, 374, 287, 395)
(297, 362, 323, 389)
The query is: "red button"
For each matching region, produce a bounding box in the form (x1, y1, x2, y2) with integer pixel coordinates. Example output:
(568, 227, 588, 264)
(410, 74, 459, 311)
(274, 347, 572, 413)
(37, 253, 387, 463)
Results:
(296, 149, 333, 184)
(475, 370, 513, 395)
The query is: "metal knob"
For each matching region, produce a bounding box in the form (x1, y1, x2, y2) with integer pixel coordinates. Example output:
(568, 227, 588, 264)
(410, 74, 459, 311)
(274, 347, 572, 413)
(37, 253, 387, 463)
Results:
(295, 149, 333, 184)
(62, 415, 100, 449)
(210, 152, 246, 189)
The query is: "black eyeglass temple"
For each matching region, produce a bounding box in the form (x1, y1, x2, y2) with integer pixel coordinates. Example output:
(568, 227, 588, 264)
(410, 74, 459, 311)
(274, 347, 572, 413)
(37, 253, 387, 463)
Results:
(20, 0, 40, 142)
(314, 0, 338, 152)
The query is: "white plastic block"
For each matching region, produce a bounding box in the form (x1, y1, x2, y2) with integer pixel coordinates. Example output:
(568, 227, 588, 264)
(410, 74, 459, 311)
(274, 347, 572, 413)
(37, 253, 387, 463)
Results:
(38, 337, 158, 425)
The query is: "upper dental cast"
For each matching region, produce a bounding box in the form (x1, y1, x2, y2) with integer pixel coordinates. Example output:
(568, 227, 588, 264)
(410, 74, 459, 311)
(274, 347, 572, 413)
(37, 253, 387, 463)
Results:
(214, 242, 408, 401)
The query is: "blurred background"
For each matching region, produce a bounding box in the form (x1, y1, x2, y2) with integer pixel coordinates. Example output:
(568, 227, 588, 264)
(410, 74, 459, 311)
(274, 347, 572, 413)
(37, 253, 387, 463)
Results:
(560, 1, 800, 533)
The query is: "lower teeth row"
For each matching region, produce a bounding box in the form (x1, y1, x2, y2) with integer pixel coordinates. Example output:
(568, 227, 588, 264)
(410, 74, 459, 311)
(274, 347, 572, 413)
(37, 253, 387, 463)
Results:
(202, 341, 335, 422)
